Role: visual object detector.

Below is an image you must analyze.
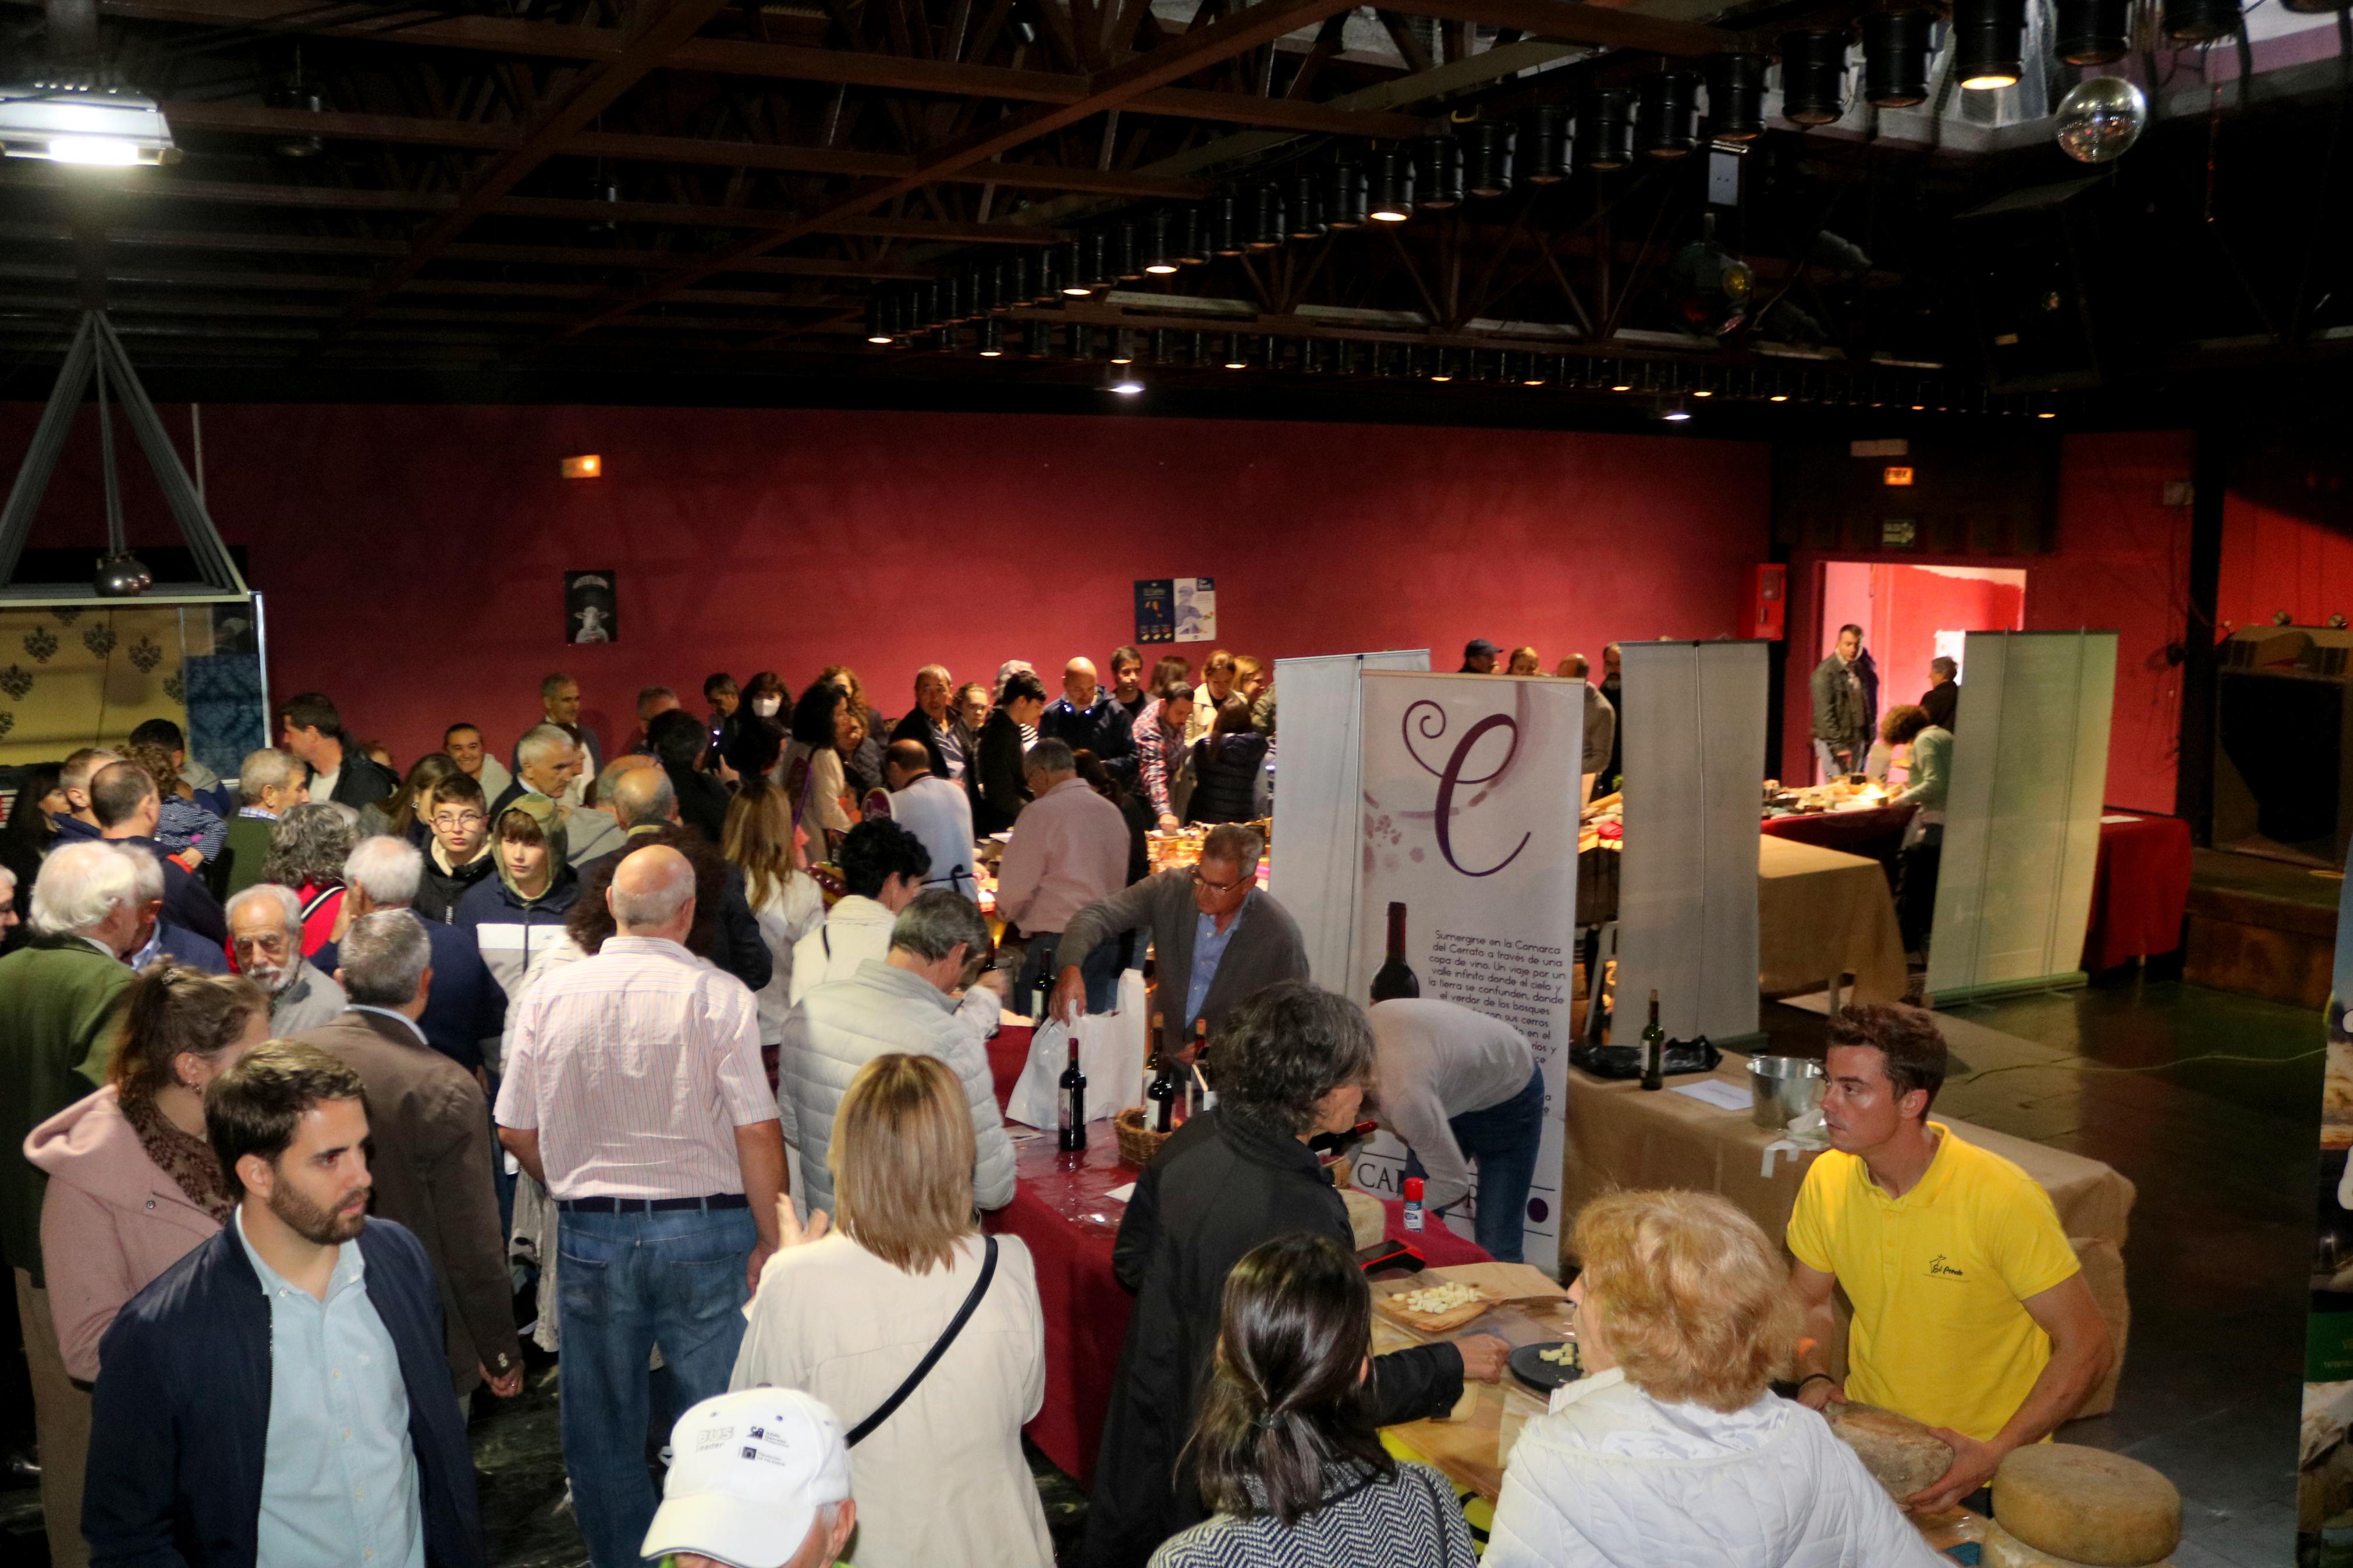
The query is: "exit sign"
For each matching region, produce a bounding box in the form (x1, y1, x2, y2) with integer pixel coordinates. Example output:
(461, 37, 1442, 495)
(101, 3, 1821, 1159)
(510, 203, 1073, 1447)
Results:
(1883, 519, 1918, 547)
(1883, 465, 1915, 486)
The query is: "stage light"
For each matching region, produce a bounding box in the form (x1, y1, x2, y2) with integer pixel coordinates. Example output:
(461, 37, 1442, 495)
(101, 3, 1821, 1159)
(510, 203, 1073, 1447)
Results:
(1415, 133, 1464, 208)
(1080, 229, 1116, 290)
(1248, 181, 1287, 248)
(1636, 71, 1698, 158)
(974, 262, 1003, 314)
(1300, 337, 1331, 374)
(1368, 150, 1413, 221)
(1101, 364, 1145, 395)
(1581, 90, 1635, 172)
(1664, 213, 1753, 335)
(0, 81, 175, 166)
(1112, 219, 1142, 280)
(2038, 409, 2057, 419)
(2053, 0, 2130, 62)
(2164, 0, 2238, 40)
(1610, 369, 1634, 392)
(1703, 54, 1768, 141)
(1328, 155, 1368, 227)
(1003, 254, 1031, 303)
(1031, 248, 1061, 302)
(1334, 339, 1364, 375)
(1149, 329, 1174, 364)
(1779, 31, 1849, 123)
(1464, 120, 1513, 197)
(1661, 399, 1692, 422)
(864, 294, 893, 344)
(1222, 333, 1248, 369)
(976, 319, 1005, 357)
(1518, 106, 1570, 182)
(1691, 386, 1715, 397)
(1209, 188, 1244, 256)
(1174, 205, 1208, 265)
(1951, 0, 2025, 89)
(1289, 169, 1326, 239)
(560, 455, 601, 479)
(1058, 240, 1089, 295)
(1109, 329, 1137, 365)
(1430, 347, 1458, 382)
(1142, 211, 1182, 275)
(1863, 10, 1933, 108)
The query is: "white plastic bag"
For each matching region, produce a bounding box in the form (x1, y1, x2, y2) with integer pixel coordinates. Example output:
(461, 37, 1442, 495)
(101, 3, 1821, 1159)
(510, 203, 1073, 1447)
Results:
(1005, 970, 1151, 1130)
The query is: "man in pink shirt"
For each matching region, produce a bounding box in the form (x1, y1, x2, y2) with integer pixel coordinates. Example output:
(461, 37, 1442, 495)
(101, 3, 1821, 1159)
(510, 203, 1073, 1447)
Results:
(999, 738, 1133, 1013)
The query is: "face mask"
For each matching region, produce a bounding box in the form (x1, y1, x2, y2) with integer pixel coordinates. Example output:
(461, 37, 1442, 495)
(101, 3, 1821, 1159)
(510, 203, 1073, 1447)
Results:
(751, 695, 782, 717)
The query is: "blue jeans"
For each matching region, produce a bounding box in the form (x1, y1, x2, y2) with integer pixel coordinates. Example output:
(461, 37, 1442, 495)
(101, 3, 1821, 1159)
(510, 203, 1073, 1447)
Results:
(556, 1204, 755, 1568)
(1404, 1065, 1546, 1264)
(1015, 930, 1123, 1014)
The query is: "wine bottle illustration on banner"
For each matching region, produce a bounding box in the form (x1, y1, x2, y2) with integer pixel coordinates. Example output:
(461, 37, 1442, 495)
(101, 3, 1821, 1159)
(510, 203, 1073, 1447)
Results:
(1058, 1027, 1089, 1151)
(1370, 901, 1420, 1002)
(1639, 990, 1666, 1091)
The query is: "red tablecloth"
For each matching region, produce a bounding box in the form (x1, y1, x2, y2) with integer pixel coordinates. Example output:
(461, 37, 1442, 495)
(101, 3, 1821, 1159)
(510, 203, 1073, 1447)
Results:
(1761, 803, 1917, 870)
(2082, 813, 2194, 972)
(984, 1023, 1489, 1485)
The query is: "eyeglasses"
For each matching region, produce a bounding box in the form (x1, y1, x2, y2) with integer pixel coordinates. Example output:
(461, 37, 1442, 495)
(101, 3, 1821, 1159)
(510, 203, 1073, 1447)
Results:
(1192, 867, 1248, 896)
(431, 812, 487, 830)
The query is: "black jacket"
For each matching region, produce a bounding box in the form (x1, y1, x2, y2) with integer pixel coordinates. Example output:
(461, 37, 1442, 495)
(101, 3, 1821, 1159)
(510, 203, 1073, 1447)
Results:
(112, 834, 228, 944)
(1081, 1107, 1463, 1568)
(971, 709, 1032, 835)
(85, 1218, 483, 1568)
(1040, 696, 1137, 773)
(666, 762, 733, 848)
(888, 710, 951, 779)
(317, 748, 400, 813)
(1185, 733, 1270, 826)
(1921, 678, 1960, 731)
(416, 847, 498, 925)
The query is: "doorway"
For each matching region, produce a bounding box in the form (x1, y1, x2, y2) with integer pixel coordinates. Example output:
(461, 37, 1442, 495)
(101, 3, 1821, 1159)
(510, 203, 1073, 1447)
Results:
(1813, 562, 2028, 781)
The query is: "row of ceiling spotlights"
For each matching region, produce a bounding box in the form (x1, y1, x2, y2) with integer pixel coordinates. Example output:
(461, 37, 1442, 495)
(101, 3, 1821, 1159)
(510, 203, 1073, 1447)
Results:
(874, 320, 2059, 413)
(868, 0, 2240, 346)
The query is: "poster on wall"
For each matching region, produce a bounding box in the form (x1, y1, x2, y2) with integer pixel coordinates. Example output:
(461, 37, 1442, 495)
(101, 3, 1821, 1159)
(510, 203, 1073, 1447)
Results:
(565, 570, 617, 644)
(1174, 577, 1217, 641)
(2301, 863, 2353, 1555)
(1350, 671, 1582, 1272)
(1133, 579, 1174, 644)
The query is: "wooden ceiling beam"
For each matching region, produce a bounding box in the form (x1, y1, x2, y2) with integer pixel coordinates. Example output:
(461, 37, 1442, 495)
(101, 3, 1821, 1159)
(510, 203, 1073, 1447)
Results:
(1378, 0, 1731, 58)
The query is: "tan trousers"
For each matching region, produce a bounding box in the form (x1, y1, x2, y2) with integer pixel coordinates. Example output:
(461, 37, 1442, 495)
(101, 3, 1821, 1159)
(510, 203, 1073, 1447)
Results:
(14, 1268, 90, 1568)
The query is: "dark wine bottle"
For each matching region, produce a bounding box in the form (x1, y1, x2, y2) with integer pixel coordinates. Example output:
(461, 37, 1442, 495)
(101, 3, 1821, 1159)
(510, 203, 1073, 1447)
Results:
(1031, 968, 1052, 1025)
(1147, 1051, 1177, 1133)
(1639, 989, 1666, 1091)
(1369, 901, 1420, 1002)
(1058, 1029, 1088, 1151)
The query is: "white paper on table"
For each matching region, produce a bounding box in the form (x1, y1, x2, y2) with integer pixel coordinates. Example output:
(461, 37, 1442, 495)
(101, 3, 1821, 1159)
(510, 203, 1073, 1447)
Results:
(2099, 813, 2141, 824)
(1670, 1078, 1754, 1111)
(1105, 1182, 1136, 1204)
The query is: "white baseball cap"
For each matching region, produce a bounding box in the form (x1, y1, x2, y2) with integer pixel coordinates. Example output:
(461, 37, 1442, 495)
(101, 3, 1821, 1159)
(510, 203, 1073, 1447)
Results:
(640, 1390, 854, 1568)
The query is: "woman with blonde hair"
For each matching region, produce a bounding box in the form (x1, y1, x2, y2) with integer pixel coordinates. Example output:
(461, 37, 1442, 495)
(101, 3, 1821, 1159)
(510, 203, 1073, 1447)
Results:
(722, 778, 825, 1086)
(1485, 1190, 1941, 1568)
(732, 1053, 1051, 1568)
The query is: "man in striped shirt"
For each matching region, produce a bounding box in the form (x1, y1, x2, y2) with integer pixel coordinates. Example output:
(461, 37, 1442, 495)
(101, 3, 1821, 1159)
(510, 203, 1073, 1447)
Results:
(494, 844, 785, 1568)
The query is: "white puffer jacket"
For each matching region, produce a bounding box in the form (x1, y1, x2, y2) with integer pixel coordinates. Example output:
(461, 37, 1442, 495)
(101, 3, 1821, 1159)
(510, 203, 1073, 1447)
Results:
(778, 958, 1014, 1222)
(787, 895, 898, 1008)
(1485, 1368, 1948, 1568)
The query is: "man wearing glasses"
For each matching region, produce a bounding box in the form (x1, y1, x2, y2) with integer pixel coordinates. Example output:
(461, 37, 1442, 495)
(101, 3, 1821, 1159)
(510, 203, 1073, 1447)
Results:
(1050, 823, 1309, 1063)
(416, 772, 499, 923)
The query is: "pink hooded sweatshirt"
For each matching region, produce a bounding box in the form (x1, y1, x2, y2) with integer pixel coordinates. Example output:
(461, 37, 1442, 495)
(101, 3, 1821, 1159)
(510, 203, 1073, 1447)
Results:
(23, 1087, 222, 1381)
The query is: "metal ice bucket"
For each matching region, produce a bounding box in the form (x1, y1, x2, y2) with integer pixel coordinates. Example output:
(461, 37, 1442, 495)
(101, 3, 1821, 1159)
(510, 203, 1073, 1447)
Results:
(1747, 1055, 1826, 1132)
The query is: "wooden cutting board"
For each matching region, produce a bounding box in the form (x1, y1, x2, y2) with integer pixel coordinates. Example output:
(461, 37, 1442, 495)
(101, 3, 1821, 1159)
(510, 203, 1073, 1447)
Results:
(1372, 1263, 1565, 1334)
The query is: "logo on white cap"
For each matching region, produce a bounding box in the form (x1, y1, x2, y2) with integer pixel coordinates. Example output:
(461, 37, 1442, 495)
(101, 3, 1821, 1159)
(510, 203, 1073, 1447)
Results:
(640, 1391, 852, 1568)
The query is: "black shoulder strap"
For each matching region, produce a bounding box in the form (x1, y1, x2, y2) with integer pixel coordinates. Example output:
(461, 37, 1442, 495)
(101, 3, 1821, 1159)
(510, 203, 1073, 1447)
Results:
(846, 1235, 997, 1448)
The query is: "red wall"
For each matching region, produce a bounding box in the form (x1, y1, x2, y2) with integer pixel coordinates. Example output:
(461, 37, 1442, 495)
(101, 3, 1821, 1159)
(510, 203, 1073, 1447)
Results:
(3, 404, 1771, 768)
(1779, 430, 2198, 815)
(2219, 467, 2353, 634)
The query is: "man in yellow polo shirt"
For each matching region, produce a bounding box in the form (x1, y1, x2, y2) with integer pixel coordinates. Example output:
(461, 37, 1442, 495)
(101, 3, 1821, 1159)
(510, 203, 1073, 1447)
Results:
(1788, 1003, 2113, 1514)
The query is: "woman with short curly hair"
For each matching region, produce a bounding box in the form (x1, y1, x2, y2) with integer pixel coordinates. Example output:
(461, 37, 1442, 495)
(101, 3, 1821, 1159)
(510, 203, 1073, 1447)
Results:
(256, 801, 359, 955)
(1484, 1189, 1942, 1568)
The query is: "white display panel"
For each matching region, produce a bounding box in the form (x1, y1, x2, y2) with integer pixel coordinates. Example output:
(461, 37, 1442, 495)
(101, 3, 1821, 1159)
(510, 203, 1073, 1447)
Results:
(1926, 630, 2118, 1004)
(1614, 641, 1770, 1050)
(1266, 648, 1431, 995)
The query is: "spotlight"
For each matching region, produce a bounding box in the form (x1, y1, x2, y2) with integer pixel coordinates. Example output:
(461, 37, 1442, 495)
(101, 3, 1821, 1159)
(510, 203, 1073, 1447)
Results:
(1209, 188, 1244, 257)
(1058, 240, 1090, 295)
(976, 318, 1005, 357)
(1519, 106, 1570, 182)
(1256, 334, 1281, 369)
(1581, 90, 1635, 172)
(1222, 333, 1249, 369)
(1862, 11, 1933, 108)
(1112, 219, 1142, 280)
(1186, 330, 1209, 367)
(267, 86, 325, 158)
(1704, 54, 1768, 141)
(1779, 31, 1849, 124)
(1174, 205, 1208, 265)
(945, 271, 975, 322)
(1081, 229, 1116, 290)
(1290, 170, 1327, 239)
(864, 294, 893, 344)
(1951, 0, 2025, 89)
(974, 262, 1003, 314)
(1415, 133, 1464, 208)
(1110, 329, 1137, 364)
(1003, 254, 1031, 303)
(1463, 120, 1513, 197)
(1691, 385, 1715, 397)
(1100, 364, 1145, 395)
(1636, 71, 1698, 158)
(1149, 329, 1174, 364)
(1368, 149, 1414, 221)
(1328, 155, 1368, 227)
(1245, 181, 1286, 249)
(1663, 212, 1754, 335)
(1610, 366, 1634, 391)
(1032, 247, 1062, 302)
(1334, 339, 1364, 375)
(2163, 0, 2238, 41)
(0, 80, 176, 166)
(2054, 0, 2132, 62)
(1300, 337, 1332, 374)
(1465, 350, 1495, 382)
(1069, 324, 1095, 360)
(1430, 347, 1458, 382)
(1660, 399, 1692, 422)
(1142, 210, 1180, 274)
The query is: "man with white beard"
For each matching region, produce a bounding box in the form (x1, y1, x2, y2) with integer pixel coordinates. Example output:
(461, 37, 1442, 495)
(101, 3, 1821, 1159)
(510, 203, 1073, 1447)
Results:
(225, 883, 347, 1033)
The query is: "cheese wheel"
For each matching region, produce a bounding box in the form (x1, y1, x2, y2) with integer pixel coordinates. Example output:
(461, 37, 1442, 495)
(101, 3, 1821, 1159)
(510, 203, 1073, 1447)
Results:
(1983, 1520, 2174, 1568)
(1993, 1445, 2181, 1567)
(1825, 1402, 1953, 1499)
(1341, 1187, 1385, 1251)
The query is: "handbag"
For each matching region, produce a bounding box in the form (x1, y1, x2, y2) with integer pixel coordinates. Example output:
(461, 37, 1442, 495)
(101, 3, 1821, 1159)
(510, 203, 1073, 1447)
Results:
(846, 1235, 998, 1448)
(1569, 1035, 1722, 1081)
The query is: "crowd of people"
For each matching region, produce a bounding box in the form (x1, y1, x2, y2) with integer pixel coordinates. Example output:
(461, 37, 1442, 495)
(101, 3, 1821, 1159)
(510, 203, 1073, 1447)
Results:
(0, 643, 2104, 1568)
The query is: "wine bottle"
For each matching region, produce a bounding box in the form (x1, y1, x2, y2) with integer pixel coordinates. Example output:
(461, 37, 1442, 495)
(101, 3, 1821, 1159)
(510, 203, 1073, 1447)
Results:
(1639, 989, 1666, 1091)
(1058, 1027, 1088, 1151)
(1030, 968, 1052, 1025)
(1147, 1052, 1177, 1133)
(1369, 901, 1420, 1002)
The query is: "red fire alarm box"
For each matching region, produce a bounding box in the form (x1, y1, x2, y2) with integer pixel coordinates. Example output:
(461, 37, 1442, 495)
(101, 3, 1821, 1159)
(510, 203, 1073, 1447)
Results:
(1753, 563, 1788, 641)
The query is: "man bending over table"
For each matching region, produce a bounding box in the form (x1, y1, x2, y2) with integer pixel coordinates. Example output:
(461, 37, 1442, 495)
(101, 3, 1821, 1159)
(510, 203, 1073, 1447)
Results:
(1788, 1002, 2112, 1514)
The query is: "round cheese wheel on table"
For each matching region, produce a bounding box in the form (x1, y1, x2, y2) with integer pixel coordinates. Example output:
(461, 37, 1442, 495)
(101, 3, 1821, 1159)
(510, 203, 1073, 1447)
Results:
(1992, 1445, 2181, 1567)
(1824, 1402, 1954, 1499)
(1983, 1520, 2173, 1568)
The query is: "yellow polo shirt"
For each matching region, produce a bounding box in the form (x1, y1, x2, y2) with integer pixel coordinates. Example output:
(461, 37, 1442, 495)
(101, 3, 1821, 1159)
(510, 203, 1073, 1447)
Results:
(1787, 1123, 2081, 1442)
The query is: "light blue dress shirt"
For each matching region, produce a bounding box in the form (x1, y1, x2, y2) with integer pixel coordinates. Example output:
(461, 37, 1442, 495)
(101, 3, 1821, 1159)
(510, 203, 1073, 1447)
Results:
(1184, 894, 1254, 1026)
(233, 1208, 425, 1568)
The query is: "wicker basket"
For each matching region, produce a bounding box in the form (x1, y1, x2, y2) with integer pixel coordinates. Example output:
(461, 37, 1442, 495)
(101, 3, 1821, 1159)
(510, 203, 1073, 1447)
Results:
(1115, 1107, 1174, 1169)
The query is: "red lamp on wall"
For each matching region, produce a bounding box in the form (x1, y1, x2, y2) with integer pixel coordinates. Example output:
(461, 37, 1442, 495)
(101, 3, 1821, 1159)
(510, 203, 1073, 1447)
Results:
(1753, 563, 1788, 641)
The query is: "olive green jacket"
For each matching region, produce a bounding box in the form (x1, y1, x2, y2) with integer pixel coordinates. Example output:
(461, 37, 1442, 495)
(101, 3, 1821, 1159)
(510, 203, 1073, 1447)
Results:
(0, 934, 133, 1286)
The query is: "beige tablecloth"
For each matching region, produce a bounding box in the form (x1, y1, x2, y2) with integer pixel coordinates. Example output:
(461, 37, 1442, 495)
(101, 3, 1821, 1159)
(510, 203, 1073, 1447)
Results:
(1758, 835, 1909, 1005)
(1559, 1057, 2136, 1417)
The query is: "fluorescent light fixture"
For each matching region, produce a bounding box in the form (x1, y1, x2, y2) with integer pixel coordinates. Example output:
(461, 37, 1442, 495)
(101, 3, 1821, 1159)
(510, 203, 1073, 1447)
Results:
(2, 82, 176, 166)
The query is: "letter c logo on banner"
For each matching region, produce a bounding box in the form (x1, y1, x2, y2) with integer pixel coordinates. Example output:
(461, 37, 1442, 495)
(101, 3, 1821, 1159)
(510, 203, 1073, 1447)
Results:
(1403, 701, 1531, 879)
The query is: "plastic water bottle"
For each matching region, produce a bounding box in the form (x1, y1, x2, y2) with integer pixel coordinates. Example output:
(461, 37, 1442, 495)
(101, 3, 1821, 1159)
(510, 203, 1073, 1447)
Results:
(1403, 1176, 1425, 1233)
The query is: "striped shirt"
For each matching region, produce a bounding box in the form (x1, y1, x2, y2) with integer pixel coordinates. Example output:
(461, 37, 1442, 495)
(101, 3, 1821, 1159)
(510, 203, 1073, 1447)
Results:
(494, 935, 774, 1201)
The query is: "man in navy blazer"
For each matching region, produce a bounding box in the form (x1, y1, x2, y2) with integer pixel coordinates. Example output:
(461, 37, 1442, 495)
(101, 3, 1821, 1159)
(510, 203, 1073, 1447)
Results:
(84, 1042, 482, 1568)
